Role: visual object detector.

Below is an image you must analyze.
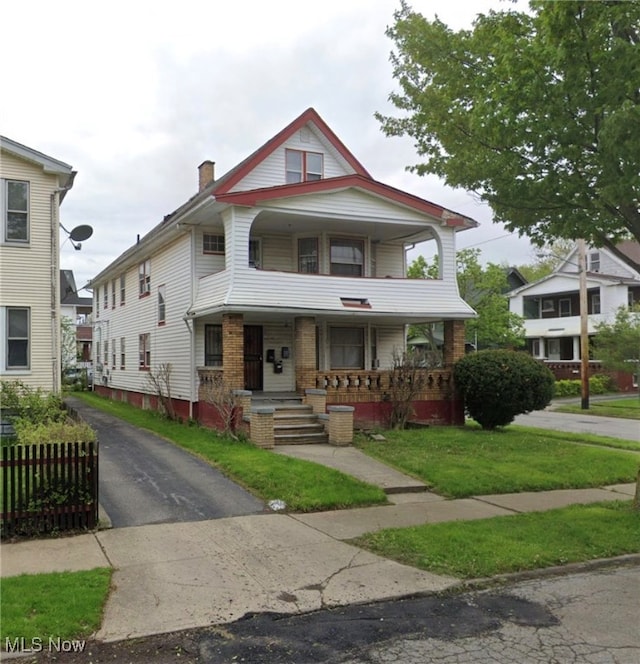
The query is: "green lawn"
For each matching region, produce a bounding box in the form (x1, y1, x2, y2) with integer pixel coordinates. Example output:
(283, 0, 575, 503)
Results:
(74, 393, 387, 512)
(353, 501, 640, 579)
(1, 568, 112, 647)
(554, 397, 640, 420)
(355, 426, 639, 498)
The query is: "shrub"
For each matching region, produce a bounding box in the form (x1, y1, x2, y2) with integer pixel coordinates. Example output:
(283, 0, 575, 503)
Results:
(553, 374, 616, 398)
(0, 381, 65, 425)
(454, 350, 555, 430)
(14, 420, 97, 445)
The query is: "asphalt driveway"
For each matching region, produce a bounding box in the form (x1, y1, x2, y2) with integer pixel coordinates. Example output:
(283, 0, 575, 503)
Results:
(65, 397, 265, 528)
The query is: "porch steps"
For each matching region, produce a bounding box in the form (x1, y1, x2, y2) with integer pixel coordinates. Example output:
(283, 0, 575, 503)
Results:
(274, 404, 328, 445)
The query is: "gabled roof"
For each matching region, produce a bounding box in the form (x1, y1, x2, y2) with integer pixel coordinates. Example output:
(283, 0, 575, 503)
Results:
(210, 108, 371, 195)
(0, 136, 76, 198)
(60, 270, 92, 306)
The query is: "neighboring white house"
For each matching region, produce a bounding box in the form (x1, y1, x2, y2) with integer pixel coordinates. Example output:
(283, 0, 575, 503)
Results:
(0, 137, 76, 392)
(60, 270, 93, 369)
(90, 108, 478, 427)
(508, 241, 640, 390)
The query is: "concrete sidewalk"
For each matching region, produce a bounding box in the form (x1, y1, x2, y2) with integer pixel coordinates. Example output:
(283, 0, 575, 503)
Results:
(1, 481, 634, 642)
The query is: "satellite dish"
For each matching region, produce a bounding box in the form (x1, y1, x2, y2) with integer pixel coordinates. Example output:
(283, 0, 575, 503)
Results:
(69, 225, 94, 242)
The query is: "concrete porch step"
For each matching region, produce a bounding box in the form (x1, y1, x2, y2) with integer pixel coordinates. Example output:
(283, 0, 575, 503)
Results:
(274, 432, 329, 445)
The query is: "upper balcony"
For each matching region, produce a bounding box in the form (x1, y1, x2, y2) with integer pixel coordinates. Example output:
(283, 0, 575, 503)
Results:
(187, 267, 475, 323)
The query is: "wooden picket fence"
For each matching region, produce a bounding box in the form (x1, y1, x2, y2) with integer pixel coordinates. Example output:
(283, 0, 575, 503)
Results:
(1, 442, 98, 538)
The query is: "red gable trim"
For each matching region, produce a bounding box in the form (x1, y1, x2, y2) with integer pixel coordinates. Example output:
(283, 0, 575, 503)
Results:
(215, 174, 478, 227)
(212, 108, 370, 195)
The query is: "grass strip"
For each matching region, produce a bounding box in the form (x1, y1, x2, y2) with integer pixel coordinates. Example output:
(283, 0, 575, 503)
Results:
(356, 427, 639, 498)
(506, 424, 640, 452)
(74, 393, 387, 511)
(0, 568, 112, 646)
(352, 501, 640, 579)
(554, 398, 640, 420)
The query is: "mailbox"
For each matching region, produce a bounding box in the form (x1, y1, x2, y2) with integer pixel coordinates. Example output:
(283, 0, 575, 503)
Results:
(274, 360, 283, 374)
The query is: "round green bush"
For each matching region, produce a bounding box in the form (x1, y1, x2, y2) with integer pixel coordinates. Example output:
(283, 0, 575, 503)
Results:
(454, 350, 555, 430)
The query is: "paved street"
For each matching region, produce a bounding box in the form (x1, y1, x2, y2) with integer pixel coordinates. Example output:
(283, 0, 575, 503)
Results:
(514, 407, 640, 441)
(25, 562, 640, 663)
(65, 397, 264, 527)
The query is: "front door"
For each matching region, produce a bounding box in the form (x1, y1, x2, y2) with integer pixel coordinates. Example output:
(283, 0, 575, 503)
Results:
(244, 325, 263, 390)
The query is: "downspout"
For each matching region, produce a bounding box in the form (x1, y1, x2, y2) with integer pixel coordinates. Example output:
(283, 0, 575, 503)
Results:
(50, 179, 75, 392)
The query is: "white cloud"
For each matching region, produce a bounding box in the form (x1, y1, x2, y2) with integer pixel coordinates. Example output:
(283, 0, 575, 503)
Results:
(2, 0, 532, 290)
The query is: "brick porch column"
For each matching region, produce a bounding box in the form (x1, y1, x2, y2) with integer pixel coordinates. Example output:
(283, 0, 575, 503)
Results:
(443, 320, 466, 366)
(294, 316, 316, 392)
(327, 405, 354, 446)
(223, 313, 244, 390)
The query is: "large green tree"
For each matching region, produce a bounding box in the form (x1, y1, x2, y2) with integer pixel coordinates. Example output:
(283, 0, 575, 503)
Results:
(408, 248, 525, 349)
(379, 1, 640, 273)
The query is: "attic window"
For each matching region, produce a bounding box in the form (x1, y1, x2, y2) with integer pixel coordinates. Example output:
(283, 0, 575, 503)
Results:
(589, 251, 600, 272)
(341, 297, 371, 309)
(285, 149, 323, 183)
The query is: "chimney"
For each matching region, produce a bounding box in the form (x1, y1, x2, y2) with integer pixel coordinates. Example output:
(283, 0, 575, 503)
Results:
(198, 160, 215, 192)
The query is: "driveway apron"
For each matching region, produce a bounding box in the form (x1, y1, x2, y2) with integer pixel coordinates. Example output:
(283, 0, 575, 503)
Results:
(65, 397, 264, 528)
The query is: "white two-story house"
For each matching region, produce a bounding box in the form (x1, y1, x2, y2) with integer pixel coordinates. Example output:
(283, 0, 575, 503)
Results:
(90, 108, 477, 428)
(1, 137, 76, 392)
(508, 241, 640, 391)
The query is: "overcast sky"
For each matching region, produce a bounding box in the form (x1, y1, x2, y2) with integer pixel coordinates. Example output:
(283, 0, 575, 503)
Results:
(2, 0, 534, 293)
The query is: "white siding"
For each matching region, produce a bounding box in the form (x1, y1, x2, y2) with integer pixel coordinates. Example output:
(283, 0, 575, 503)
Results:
(94, 234, 194, 400)
(375, 243, 405, 278)
(258, 233, 293, 271)
(377, 327, 405, 370)
(262, 323, 295, 391)
(231, 125, 354, 192)
(0, 152, 61, 391)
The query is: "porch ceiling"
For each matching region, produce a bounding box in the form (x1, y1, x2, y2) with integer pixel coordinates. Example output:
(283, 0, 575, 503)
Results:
(251, 210, 437, 245)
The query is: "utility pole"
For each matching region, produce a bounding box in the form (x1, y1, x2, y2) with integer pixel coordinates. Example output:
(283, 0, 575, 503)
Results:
(578, 239, 590, 410)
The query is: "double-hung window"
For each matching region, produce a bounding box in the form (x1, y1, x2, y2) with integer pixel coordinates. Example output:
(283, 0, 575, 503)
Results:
(285, 149, 323, 184)
(120, 337, 126, 369)
(139, 333, 150, 369)
(204, 324, 222, 367)
(329, 327, 364, 369)
(6, 307, 29, 369)
(158, 285, 166, 324)
(298, 237, 319, 274)
(559, 298, 571, 317)
(120, 274, 126, 306)
(3, 180, 29, 243)
(330, 239, 364, 276)
(139, 260, 151, 296)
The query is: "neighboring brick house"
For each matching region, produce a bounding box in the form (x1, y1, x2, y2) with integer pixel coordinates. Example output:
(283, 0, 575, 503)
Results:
(508, 241, 640, 391)
(90, 108, 478, 430)
(0, 137, 76, 392)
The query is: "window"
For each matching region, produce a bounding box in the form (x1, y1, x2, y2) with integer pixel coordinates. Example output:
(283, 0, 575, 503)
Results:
(298, 237, 318, 274)
(285, 149, 323, 184)
(3, 180, 29, 242)
(6, 307, 29, 368)
(139, 333, 150, 369)
(111, 280, 116, 309)
(531, 339, 541, 357)
(205, 324, 222, 366)
(541, 299, 555, 313)
(249, 238, 261, 268)
(96, 340, 101, 366)
(589, 252, 600, 272)
(591, 293, 601, 314)
(120, 274, 126, 306)
(96, 287, 100, 317)
(138, 259, 151, 296)
(120, 337, 125, 369)
(559, 298, 571, 317)
(203, 234, 225, 254)
(158, 285, 166, 324)
(111, 338, 116, 369)
(330, 327, 364, 369)
(103, 284, 108, 309)
(104, 339, 109, 368)
(330, 238, 364, 276)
